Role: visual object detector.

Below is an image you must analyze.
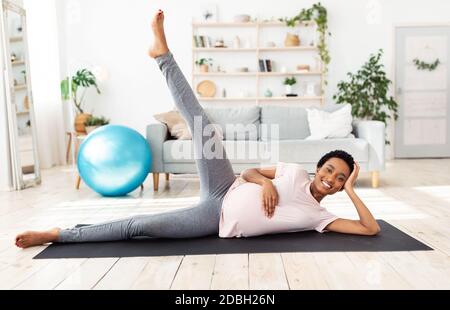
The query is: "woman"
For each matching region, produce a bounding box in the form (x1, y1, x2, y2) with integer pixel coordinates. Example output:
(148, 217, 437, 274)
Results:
(15, 10, 380, 249)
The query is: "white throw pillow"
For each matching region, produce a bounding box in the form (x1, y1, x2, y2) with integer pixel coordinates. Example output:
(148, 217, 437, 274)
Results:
(305, 104, 353, 140)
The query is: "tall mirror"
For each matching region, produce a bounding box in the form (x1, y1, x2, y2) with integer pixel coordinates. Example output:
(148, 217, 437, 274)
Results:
(1, 0, 40, 190)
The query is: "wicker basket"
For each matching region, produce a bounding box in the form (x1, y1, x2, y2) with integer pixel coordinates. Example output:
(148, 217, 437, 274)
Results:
(284, 33, 300, 47)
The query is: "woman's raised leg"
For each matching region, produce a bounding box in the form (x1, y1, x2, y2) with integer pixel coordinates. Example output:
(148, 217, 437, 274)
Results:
(149, 10, 236, 200)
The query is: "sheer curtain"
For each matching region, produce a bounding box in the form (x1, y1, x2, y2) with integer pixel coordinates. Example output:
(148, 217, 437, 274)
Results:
(24, 0, 66, 169)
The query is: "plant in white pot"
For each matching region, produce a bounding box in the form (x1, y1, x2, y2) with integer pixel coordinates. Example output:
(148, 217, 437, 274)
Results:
(60, 69, 101, 134)
(283, 76, 297, 95)
(84, 115, 110, 134)
(333, 49, 398, 144)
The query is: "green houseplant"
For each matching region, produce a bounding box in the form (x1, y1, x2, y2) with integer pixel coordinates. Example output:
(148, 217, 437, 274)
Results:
(195, 58, 213, 72)
(61, 69, 101, 133)
(283, 76, 297, 95)
(84, 115, 110, 134)
(280, 2, 330, 84)
(333, 49, 398, 144)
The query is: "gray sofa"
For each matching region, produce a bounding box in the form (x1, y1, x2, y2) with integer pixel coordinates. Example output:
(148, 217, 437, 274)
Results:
(147, 105, 385, 190)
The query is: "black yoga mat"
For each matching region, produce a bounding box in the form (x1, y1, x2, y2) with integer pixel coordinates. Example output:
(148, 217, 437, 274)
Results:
(33, 220, 432, 259)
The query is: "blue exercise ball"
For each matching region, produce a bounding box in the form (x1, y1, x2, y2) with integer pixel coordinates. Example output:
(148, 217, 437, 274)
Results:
(77, 125, 152, 197)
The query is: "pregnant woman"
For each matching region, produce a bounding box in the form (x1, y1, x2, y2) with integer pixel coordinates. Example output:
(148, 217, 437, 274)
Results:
(15, 10, 380, 249)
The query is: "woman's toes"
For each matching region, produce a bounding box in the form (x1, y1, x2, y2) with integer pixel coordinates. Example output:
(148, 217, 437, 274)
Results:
(16, 239, 24, 248)
(15, 234, 24, 245)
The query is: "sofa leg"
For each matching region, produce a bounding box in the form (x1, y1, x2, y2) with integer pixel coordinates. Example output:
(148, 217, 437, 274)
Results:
(371, 171, 379, 188)
(153, 173, 160, 191)
(165, 173, 170, 181)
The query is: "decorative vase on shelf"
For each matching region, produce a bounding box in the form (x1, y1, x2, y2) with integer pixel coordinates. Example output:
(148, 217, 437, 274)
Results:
(74, 113, 91, 134)
(233, 36, 241, 48)
(284, 33, 300, 47)
(264, 89, 273, 97)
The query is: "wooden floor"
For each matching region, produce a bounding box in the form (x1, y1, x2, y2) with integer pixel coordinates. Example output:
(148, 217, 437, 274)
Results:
(1, 159, 450, 290)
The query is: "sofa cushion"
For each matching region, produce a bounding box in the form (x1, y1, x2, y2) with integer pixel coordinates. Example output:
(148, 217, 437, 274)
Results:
(260, 106, 310, 140)
(204, 106, 260, 141)
(306, 104, 353, 140)
(153, 110, 192, 140)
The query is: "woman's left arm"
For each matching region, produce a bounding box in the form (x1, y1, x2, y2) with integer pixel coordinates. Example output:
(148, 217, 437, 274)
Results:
(325, 163, 381, 236)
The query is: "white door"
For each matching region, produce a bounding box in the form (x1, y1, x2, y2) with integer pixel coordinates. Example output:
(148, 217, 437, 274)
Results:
(395, 26, 450, 158)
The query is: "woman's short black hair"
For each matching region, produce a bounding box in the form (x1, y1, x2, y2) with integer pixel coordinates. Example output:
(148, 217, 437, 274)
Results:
(317, 150, 355, 175)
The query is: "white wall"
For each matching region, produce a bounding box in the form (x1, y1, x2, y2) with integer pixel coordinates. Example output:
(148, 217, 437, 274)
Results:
(57, 0, 450, 160)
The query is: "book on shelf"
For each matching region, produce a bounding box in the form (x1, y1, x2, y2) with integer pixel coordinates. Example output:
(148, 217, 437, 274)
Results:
(193, 35, 212, 48)
(258, 59, 273, 72)
(258, 59, 265, 72)
(265, 59, 272, 72)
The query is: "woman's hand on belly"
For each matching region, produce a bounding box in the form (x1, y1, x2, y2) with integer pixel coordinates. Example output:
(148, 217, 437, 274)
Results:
(261, 180, 279, 218)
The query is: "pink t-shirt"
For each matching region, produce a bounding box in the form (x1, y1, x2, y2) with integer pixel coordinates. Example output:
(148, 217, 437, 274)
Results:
(219, 162, 339, 238)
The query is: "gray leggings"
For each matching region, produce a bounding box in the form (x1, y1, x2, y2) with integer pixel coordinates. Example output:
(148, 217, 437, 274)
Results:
(58, 52, 237, 242)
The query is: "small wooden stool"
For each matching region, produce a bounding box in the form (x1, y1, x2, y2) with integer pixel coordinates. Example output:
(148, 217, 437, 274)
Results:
(68, 133, 86, 190)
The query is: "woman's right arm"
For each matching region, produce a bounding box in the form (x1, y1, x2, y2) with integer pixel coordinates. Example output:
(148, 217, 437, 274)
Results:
(240, 167, 276, 185)
(240, 167, 278, 218)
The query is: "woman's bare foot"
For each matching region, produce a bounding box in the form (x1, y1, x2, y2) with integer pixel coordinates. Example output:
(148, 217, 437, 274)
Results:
(149, 9, 169, 58)
(15, 228, 61, 249)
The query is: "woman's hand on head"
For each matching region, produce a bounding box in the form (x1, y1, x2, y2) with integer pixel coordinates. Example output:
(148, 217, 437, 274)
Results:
(261, 180, 279, 218)
(344, 162, 360, 192)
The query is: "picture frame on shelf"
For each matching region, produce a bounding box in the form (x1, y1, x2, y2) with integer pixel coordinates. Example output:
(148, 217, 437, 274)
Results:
(306, 82, 317, 96)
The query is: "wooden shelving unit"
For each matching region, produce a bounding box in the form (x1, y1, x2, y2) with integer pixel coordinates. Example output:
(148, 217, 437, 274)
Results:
(192, 20, 325, 105)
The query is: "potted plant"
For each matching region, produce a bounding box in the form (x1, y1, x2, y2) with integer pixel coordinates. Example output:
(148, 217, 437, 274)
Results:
(333, 49, 398, 144)
(283, 76, 297, 95)
(84, 115, 110, 134)
(60, 69, 101, 134)
(195, 58, 213, 72)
